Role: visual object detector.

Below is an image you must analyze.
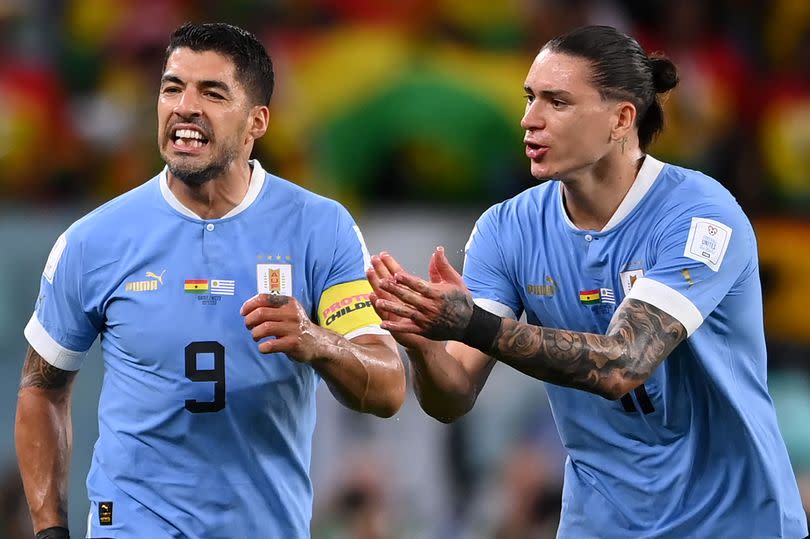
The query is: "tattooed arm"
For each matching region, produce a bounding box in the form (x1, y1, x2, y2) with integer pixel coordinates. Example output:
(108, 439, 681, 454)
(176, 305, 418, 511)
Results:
(375, 249, 687, 401)
(491, 299, 685, 399)
(15, 346, 77, 533)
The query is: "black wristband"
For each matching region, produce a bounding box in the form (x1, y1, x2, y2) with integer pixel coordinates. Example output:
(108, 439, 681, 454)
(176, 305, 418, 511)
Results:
(460, 304, 502, 353)
(35, 527, 70, 539)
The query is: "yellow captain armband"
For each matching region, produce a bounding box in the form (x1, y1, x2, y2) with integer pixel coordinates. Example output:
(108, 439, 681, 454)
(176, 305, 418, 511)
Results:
(317, 279, 381, 336)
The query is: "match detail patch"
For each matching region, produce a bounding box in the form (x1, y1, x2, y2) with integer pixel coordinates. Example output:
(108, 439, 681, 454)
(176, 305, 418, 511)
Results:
(683, 218, 732, 272)
(318, 280, 381, 336)
(43, 233, 67, 284)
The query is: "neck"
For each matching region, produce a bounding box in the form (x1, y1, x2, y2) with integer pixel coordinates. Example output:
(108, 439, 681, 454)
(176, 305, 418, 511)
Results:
(167, 160, 252, 219)
(560, 150, 645, 231)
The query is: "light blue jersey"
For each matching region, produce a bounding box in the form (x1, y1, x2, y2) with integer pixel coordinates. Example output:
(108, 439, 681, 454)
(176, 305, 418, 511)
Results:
(25, 161, 385, 538)
(464, 156, 808, 538)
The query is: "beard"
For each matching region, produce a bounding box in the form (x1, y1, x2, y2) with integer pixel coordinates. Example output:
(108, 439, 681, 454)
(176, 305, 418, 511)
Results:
(161, 140, 240, 187)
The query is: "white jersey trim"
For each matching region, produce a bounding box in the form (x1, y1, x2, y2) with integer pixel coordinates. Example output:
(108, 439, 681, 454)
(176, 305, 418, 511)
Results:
(159, 160, 267, 220)
(559, 155, 666, 233)
(473, 298, 517, 320)
(24, 313, 86, 371)
(345, 324, 389, 340)
(625, 277, 704, 336)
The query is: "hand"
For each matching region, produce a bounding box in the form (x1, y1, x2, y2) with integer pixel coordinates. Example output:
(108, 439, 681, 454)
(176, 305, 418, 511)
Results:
(373, 247, 475, 342)
(241, 294, 329, 363)
(367, 252, 432, 350)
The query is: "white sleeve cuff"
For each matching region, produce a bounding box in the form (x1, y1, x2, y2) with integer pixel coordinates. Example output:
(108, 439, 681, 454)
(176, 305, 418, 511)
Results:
(344, 324, 389, 341)
(23, 314, 86, 371)
(473, 298, 517, 320)
(626, 278, 703, 336)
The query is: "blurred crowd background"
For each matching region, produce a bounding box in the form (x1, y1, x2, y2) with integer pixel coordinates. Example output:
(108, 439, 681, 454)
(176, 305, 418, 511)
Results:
(1, 0, 809, 537)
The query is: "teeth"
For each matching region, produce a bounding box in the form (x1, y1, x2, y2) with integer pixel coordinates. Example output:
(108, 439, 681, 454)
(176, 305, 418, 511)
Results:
(175, 129, 205, 140)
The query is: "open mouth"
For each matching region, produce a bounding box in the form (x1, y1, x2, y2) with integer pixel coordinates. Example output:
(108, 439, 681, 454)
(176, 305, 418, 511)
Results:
(525, 142, 547, 159)
(172, 128, 210, 149)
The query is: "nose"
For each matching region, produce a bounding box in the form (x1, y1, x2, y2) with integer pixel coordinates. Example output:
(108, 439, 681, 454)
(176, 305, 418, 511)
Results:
(173, 88, 202, 117)
(520, 101, 545, 131)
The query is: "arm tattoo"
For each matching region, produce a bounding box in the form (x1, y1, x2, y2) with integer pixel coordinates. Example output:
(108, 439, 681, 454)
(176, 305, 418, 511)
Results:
(492, 299, 686, 398)
(19, 348, 75, 390)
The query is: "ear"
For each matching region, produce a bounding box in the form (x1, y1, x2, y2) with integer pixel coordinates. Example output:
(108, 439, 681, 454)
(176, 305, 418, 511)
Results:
(247, 105, 270, 141)
(610, 101, 637, 141)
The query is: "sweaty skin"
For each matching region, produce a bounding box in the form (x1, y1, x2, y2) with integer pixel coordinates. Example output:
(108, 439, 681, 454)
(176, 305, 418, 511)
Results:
(240, 293, 405, 417)
(16, 347, 76, 532)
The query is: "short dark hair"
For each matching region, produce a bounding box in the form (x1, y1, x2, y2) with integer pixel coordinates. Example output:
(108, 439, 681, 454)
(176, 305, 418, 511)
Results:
(544, 25, 678, 151)
(163, 22, 274, 106)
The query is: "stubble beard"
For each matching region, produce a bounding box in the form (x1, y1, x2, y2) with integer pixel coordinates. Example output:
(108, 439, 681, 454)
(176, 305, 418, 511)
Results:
(162, 141, 240, 187)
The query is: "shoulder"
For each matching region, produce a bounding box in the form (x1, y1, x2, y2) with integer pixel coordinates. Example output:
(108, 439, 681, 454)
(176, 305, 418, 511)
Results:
(64, 176, 160, 247)
(478, 182, 551, 227)
(262, 173, 350, 219)
(656, 162, 746, 217)
(650, 160, 752, 233)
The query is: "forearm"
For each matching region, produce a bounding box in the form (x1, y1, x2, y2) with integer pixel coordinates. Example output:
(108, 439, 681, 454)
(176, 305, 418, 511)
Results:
(492, 319, 630, 398)
(488, 299, 686, 399)
(310, 333, 405, 417)
(15, 387, 73, 531)
(407, 341, 487, 423)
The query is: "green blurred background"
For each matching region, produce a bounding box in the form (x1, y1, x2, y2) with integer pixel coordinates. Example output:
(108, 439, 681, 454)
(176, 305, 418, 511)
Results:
(1, 0, 809, 537)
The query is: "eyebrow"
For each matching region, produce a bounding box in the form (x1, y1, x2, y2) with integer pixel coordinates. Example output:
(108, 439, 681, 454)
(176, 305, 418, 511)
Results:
(524, 86, 573, 99)
(161, 74, 232, 94)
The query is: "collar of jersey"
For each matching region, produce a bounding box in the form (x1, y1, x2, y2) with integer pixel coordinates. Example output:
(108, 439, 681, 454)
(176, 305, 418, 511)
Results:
(558, 154, 665, 234)
(158, 159, 266, 220)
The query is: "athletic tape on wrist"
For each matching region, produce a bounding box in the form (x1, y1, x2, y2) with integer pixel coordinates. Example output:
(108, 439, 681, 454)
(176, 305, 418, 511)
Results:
(35, 526, 70, 539)
(460, 304, 501, 353)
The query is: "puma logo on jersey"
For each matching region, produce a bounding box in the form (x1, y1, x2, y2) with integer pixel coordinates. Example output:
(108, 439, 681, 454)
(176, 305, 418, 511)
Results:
(146, 270, 166, 285)
(126, 270, 166, 292)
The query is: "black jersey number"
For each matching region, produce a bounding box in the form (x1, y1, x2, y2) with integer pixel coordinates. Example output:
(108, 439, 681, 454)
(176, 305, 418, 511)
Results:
(619, 384, 655, 415)
(184, 341, 226, 413)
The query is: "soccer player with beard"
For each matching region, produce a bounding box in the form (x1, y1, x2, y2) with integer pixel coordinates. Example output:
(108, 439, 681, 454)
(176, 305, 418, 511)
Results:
(16, 23, 405, 539)
(368, 25, 808, 538)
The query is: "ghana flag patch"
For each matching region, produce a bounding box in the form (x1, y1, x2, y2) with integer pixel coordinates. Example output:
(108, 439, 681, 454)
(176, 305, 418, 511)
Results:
(579, 289, 601, 305)
(184, 279, 209, 293)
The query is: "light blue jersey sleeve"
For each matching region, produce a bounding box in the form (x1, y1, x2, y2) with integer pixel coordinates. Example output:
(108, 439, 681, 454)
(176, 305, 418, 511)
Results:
(315, 204, 385, 339)
(627, 200, 756, 335)
(24, 228, 106, 370)
(463, 205, 522, 320)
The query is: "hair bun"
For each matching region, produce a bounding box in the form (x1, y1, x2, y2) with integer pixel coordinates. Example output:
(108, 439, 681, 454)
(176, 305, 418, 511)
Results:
(649, 54, 679, 93)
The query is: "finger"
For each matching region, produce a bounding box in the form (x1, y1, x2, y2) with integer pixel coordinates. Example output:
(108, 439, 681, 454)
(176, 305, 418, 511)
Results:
(428, 251, 443, 283)
(374, 297, 416, 319)
(251, 320, 293, 342)
(379, 277, 430, 308)
(370, 254, 393, 281)
(244, 306, 288, 330)
(394, 272, 437, 298)
(240, 293, 292, 316)
(368, 292, 390, 321)
(258, 334, 297, 354)
(379, 252, 406, 277)
(366, 266, 388, 294)
(434, 246, 464, 285)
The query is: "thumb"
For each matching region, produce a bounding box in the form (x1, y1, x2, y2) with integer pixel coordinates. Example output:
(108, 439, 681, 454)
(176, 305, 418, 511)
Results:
(434, 246, 463, 284)
(428, 251, 443, 283)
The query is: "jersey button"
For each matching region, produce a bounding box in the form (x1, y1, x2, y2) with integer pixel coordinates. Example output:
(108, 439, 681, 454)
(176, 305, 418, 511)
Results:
(206, 223, 215, 232)
(584, 234, 593, 241)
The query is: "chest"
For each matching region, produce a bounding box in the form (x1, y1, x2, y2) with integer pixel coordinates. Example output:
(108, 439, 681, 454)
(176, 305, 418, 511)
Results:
(99, 217, 322, 368)
(516, 229, 650, 332)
